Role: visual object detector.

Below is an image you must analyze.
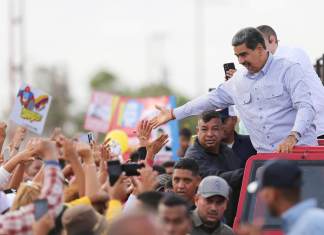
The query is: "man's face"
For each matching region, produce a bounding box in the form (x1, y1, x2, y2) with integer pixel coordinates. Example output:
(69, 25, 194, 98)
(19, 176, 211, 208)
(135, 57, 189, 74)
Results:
(173, 169, 199, 202)
(234, 43, 265, 74)
(259, 187, 280, 217)
(197, 118, 223, 150)
(222, 117, 237, 140)
(195, 195, 227, 227)
(158, 204, 192, 235)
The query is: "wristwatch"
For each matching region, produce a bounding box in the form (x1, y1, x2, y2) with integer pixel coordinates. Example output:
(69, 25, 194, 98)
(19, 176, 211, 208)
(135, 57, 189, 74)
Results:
(289, 131, 301, 143)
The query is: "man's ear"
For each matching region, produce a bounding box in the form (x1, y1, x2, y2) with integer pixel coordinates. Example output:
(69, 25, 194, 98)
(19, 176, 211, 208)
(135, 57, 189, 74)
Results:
(269, 35, 277, 44)
(194, 194, 199, 206)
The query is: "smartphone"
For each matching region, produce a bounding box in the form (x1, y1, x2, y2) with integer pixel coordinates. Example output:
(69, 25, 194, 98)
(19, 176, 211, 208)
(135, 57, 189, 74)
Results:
(107, 160, 123, 186)
(122, 163, 145, 176)
(223, 62, 236, 79)
(87, 132, 94, 144)
(34, 199, 48, 220)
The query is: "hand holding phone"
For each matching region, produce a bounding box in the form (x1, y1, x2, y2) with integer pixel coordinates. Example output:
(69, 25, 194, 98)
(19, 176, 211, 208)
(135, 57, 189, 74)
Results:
(223, 62, 236, 80)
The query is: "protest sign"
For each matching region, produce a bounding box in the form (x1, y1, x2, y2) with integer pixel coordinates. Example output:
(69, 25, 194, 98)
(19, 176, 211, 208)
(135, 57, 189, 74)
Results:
(10, 84, 51, 135)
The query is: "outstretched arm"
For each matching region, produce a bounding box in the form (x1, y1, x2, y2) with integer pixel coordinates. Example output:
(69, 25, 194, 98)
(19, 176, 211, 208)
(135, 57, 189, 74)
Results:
(150, 84, 234, 128)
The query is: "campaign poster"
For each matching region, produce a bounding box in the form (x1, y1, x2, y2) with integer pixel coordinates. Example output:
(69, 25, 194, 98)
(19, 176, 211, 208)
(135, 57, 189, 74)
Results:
(84, 91, 119, 133)
(10, 84, 52, 135)
(110, 96, 180, 163)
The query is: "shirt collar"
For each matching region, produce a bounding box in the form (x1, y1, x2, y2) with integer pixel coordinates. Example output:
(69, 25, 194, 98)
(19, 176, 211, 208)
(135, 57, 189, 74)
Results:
(281, 198, 317, 233)
(246, 52, 273, 79)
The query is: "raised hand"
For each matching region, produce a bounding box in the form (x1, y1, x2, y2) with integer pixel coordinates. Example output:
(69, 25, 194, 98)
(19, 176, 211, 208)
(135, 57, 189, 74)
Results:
(10, 126, 27, 152)
(135, 120, 153, 147)
(225, 69, 237, 81)
(150, 105, 175, 129)
(100, 139, 112, 161)
(147, 134, 169, 155)
(25, 138, 55, 158)
(63, 138, 79, 161)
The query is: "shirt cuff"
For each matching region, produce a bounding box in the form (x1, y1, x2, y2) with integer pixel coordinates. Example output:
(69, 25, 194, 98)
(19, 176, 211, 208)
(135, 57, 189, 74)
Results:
(173, 106, 186, 120)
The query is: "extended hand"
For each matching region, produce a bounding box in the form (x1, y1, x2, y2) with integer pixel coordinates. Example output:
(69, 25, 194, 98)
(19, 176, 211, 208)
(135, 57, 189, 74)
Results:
(150, 105, 174, 129)
(135, 120, 153, 147)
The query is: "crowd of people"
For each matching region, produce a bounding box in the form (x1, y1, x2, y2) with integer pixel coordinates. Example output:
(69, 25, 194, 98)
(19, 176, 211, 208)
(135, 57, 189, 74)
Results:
(1, 24, 324, 235)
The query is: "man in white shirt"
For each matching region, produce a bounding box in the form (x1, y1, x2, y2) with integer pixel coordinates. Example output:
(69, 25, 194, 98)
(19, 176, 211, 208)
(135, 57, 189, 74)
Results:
(257, 25, 324, 138)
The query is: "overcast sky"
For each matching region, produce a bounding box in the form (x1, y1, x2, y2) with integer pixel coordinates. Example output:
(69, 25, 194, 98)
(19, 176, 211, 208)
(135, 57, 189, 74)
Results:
(1, 0, 324, 117)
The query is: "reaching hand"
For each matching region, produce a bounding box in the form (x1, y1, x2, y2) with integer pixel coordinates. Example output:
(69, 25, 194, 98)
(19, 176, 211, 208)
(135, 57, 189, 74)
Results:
(147, 134, 169, 155)
(10, 126, 27, 152)
(135, 120, 153, 147)
(26, 138, 55, 158)
(150, 105, 174, 129)
(63, 138, 79, 161)
(100, 141, 112, 161)
(76, 142, 92, 160)
(0, 122, 7, 141)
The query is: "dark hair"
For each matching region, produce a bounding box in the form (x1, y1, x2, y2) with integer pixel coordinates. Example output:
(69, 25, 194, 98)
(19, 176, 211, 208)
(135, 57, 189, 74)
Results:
(174, 158, 199, 176)
(179, 128, 192, 140)
(156, 173, 172, 192)
(160, 194, 190, 217)
(257, 25, 278, 43)
(162, 161, 175, 168)
(137, 191, 164, 212)
(232, 27, 266, 50)
(199, 110, 221, 123)
(153, 165, 167, 175)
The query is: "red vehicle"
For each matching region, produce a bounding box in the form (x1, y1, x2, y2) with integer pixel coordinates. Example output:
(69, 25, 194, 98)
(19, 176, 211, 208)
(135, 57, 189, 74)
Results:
(233, 146, 324, 235)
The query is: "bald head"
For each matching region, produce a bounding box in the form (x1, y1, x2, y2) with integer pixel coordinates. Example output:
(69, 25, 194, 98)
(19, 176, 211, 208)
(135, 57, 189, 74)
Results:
(107, 213, 162, 235)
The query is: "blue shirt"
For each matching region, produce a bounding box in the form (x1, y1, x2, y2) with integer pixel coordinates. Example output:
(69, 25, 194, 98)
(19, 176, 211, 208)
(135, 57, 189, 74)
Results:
(282, 198, 324, 235)
(174, 53, 317, 152)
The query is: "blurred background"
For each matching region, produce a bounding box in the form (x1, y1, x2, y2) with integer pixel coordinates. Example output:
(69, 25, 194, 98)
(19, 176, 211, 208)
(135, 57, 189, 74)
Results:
(1, 0, 324, 135)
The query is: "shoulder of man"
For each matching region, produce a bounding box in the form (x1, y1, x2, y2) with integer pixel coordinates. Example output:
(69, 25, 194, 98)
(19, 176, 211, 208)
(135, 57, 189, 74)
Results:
(184, 139, 206, 158)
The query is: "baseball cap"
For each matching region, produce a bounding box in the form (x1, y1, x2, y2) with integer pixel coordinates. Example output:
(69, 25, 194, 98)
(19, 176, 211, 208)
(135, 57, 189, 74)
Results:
(197, 176, 230, 199)
(247, 159, 302, 194)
